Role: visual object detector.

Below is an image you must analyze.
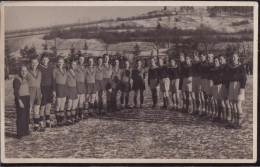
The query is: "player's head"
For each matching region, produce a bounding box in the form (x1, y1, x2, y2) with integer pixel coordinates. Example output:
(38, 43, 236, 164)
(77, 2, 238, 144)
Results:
(193, 52, 200, 62)
(158, 58, 164, 66)
(57, 56, 64, 68)
(219, 55, 227, 65)
(231, 52, 240, 65)
(207, 52, 214, 63)
(150, 57, 156, 67)
(88, 57, 94, 66)
(71, 58, 77, 70)
(114, 58, 119, 66)
(41, 54, 49, 66)
(213, 56, 220, 67)
(20, 65, 28, 78)
(179, 53, 185, 62)
(30, 56, 39, 70)
(78, 55, 85, 65)
(136, 59, 142, 68)
(199, 51, 206, 62)
(125, 60, 130, 69)
(97, 57, 103, 66)
(185, 55, 192, 65)
(170, 58, 177, 66)
(103, 54, 109, 63)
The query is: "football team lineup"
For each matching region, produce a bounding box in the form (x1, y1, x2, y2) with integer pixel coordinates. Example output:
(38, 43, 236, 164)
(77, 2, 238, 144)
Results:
(12, 52, 248, 136)
(2, 3, 256, 161)
(4, 53, 253, 158)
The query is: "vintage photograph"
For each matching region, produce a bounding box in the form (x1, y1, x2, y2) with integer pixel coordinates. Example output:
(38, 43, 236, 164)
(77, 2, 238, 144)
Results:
(1, 1, 257, 163)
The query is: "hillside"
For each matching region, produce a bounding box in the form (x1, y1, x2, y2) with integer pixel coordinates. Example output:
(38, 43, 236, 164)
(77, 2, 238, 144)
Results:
(6, 12, 253, 39)
(5, 8, 253, 60)
(116, 14, 252, 33)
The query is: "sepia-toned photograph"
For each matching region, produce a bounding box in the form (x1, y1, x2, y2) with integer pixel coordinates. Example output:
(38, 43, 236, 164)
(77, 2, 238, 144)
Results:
(1, 1, 258, 164)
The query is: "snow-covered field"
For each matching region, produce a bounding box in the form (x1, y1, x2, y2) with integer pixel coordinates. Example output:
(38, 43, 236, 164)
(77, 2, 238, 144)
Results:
(4, 75, 253, 159)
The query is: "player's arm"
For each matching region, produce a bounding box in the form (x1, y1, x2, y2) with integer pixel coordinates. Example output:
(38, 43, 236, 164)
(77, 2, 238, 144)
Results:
(224, 65, 230, 88)
(13, 78, 24, 108)
(148, 69, 151, 86)
(51, 67, 55, 93)
(239, 65, 247, 95)
(143, 68, 146, 80)
(52, 69, 57, 97)
(156, 68, 160, 85)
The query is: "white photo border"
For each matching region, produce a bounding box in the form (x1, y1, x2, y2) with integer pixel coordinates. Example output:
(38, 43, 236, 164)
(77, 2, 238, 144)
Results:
(0, 1, 258, 164)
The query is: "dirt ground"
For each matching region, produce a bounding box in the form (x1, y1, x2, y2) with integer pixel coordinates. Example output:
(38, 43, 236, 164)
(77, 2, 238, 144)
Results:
(4, 76, 253, 159)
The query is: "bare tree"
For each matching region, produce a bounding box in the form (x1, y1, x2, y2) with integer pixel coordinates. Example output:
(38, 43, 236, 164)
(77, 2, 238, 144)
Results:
(208, 36, 220, 52)
(98, 32, 116, 54)
(145, 23, 165, 59)
(162, 29, 172, 49)
(83, 40, 88, 54)
(132, 43, 141, 59)
(45, 27, 63, 58)
(49, 38, 63, 58)
(196, 26, 220, 53)
(146, 38, 164, 59)
(101, 42, 111, 54)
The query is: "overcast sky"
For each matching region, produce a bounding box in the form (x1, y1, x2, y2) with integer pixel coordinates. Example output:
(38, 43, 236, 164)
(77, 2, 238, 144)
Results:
(5, 6, 167, 32)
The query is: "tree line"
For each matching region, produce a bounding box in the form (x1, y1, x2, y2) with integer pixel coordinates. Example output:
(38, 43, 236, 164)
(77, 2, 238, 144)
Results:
(43, 23, 253, 42)
(11, 23, 253, 64)
(206, 6, 253, 17)
(5, 20, 253, 74)
(42, 23, 253, 57)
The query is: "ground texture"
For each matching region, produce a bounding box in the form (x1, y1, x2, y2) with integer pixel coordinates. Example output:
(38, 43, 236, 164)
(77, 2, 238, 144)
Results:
(4, 76, 253, 159)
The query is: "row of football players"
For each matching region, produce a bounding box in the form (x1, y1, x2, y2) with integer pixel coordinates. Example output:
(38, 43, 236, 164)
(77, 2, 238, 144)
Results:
(13, 52, 247, 138)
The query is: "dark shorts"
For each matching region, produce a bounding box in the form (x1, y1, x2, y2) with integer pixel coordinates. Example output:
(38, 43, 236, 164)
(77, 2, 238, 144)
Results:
(95, 80, 105, 92)
(132, 79, 145, 91)
(67, 87, 78, 100)
(41, 86, 53, 106)
(149, 79, 159, 89)
(76, 82, 86, 94)
(103, 78, 112, 90)
(112, 76, 121, 89)
(121, 81, 131, 92)
(29, 87, 41, 105)
(56, 84, 67, 98)
(86, 83, 96, 94)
